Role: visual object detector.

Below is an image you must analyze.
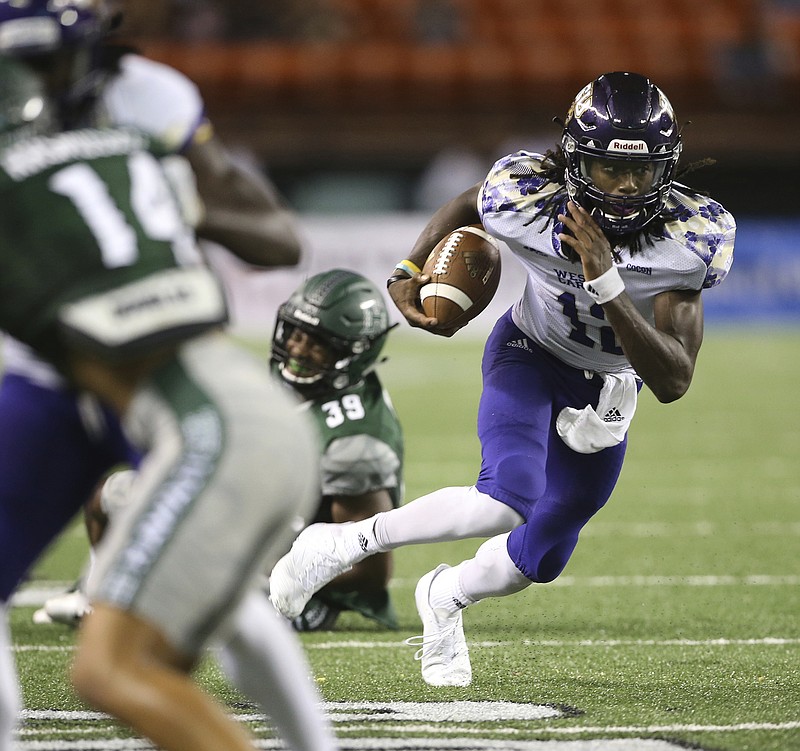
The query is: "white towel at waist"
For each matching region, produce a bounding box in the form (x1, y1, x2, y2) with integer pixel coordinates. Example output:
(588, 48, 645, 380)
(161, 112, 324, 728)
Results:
(556, 372, 639, 454)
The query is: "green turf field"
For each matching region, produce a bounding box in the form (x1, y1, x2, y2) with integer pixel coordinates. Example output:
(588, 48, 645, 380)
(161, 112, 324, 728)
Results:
(9, 327, 800, 751)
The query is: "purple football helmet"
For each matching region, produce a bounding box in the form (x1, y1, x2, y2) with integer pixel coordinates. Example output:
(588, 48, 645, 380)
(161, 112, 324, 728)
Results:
(0, 0, 118, 55)
(0, 0, 121, 124)
(562, 71, 682, 233)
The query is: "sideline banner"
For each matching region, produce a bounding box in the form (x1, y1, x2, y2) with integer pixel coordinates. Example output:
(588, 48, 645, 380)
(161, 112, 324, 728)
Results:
(701, 218, 800, 321)
(208, 214, 800, 338)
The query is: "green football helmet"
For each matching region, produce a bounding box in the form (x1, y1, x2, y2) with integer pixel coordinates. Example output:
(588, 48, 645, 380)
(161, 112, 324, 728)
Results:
(272, 269, 394, 396)
(0, 56, 51, 146)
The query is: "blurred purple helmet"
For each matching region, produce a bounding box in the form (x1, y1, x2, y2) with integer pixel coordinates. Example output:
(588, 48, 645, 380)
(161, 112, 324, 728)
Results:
(0, 1, 122, 125)
(562, 71, 682, 233)
(0, 0, 118, 55)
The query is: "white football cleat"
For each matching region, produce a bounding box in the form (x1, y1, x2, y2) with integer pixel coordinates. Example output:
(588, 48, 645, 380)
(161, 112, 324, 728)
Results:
(33, 589, 92, 627)
(269, 523, 355, 619)
(405, 564, 472, 687)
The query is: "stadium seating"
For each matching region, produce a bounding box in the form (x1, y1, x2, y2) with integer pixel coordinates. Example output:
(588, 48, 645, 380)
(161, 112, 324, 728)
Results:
(133, 0, 798, 189)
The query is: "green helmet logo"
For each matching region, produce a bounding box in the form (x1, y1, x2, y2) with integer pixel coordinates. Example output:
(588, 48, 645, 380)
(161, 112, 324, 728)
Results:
(272, 269, 394, 396)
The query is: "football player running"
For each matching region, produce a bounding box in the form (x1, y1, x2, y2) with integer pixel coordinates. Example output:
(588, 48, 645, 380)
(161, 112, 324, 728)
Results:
(268, 71, 735, 687)
(271, 270, 403, 631)
(0, 59, 336, 751)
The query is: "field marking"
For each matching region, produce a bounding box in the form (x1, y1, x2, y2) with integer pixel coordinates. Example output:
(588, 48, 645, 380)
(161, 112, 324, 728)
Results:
(14, 702, 800, 751)
(310, 636, 800, 650)
(21, 702, 562, 724)
(16, 707, 800, 751)
(14, 572, 800, 608)
(582, 521, 800, 537)
(12, 636, 800, 654)
(335, 721, 800, 735)
(392, 574, 800, 589)
(12, 740, 697, 751)
(324, 701, 562, 721)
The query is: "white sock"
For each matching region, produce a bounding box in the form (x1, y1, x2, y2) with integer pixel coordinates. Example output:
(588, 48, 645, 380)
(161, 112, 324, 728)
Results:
(0, 607, 20, 749)
(341, 516, 385, 561)
(373, 486, 523, 549)
(217, 591, 337, 751)
(459, 533, 532, 601)
(428, 563, 475, 615)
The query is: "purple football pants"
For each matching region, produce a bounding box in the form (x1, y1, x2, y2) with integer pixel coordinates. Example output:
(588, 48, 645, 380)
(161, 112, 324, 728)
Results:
(475, 310, 628, 584)
(0, 374, 138, 602)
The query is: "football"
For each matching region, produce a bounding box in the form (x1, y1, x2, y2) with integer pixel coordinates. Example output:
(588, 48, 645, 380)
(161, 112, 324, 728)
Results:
(420, 224, 501, 331)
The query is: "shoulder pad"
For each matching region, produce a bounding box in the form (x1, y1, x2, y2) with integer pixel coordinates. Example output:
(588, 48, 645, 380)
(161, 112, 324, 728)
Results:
(479, 150, 562, 217)
(664, 188, 736, 289)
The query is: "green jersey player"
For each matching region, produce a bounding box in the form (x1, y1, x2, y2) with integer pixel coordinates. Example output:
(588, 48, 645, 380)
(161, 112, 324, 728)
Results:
(271, 269, 403, 630)
(0, 58, 335, 751)
(0, 125, 222, 365)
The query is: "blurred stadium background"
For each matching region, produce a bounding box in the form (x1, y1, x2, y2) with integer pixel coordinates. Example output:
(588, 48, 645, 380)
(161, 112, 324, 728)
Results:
(116, 0, 800, 334)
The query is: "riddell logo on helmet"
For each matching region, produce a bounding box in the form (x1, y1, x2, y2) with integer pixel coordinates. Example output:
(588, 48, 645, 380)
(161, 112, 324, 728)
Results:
(608, 139, 648, 153)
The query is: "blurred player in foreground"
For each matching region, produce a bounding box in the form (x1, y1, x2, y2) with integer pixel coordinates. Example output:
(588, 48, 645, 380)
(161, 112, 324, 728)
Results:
(0, 0, 302, 612)
(271, 269, 403, 631)
(0, 59, 335, 751)
(269, 71, 736, 686)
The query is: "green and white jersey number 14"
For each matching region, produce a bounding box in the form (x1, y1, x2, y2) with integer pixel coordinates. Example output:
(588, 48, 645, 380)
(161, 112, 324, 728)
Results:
(48, 151, 201, 269)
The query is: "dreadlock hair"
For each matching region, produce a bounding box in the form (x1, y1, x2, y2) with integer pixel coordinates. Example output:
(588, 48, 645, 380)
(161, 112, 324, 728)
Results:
(528, 146, 716, 260)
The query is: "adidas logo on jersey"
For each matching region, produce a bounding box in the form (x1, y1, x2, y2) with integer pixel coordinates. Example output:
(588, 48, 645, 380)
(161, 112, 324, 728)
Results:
(357, 532, 369, 552)
(506, 338, 532, 351)
(603, 407, 625, 423)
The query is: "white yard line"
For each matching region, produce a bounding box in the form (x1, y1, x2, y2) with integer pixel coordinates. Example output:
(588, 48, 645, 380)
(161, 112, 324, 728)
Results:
(13, 572, 800, 608)
(10, 741, 707, 751)
(12, 636, 800, 653)
(14, 704, 800, 751)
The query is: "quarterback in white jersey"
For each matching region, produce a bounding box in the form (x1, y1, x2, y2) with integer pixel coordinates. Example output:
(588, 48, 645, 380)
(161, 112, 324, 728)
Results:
(267, 71, 735, 689)
(480, 150, 734, 374)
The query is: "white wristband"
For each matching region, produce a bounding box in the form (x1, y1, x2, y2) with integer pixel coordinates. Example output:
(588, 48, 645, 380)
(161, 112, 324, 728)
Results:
(583, 266, 625, 304)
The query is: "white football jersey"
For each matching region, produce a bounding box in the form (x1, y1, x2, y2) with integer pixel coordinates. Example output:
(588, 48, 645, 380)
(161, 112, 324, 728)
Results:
(3, 54, 206, 383)
(478, 151, 735, 374)
(99, 55, 205, 152)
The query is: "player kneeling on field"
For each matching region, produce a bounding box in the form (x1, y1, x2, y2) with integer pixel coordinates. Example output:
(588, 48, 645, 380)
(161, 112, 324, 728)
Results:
(270, 269, 403, 631)
(39, 269, 404, 634)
